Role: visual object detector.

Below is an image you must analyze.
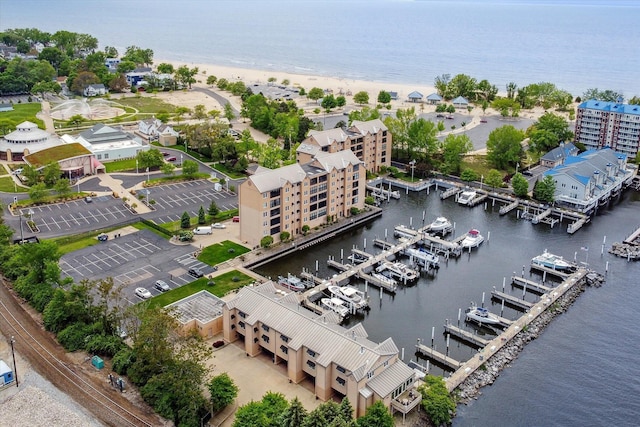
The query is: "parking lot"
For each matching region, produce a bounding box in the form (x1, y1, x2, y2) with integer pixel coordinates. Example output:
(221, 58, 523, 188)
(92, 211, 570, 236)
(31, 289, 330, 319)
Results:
(138, 179, 238, 224)
(59, 229, 216, 305)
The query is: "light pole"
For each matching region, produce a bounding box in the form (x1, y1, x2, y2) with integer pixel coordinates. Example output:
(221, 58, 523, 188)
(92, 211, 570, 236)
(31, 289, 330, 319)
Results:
(19, 210, 24, 243)
(184, 139, 187, 155)
(146, 167, 150, 182)
(410, 160, 416, 182)
(480, 174, 484, 190)
(10, 336, 18, 387)
(180, 154, 183, 166)
(136, 159, 139, 174)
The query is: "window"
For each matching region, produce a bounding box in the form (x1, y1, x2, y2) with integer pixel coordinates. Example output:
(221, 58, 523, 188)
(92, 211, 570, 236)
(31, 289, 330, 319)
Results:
(104, 153, 109, 159)
(280, 334, 289, 342)
(367, 371, 374, 379)
(336, 377, 346, 386)
(280, 345, 288, 354)
(336, 365, 346, 374)
(238, 321, 245, 329)
(261, 334, 270, 343)
(262, 324, 270, 332)
(307, 349, 316, 357)
(238, 311, 246, 318)
(306, 360, 316, 369)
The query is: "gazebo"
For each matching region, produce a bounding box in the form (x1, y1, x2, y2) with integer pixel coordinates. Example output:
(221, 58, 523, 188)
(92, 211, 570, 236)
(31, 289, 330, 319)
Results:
(426, 93, 443, 105)
(407, 91, 424, 103)
(452, 96, 469, 108)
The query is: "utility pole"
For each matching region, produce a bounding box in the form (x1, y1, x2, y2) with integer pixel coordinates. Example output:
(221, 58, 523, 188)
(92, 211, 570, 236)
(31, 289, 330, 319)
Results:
(10, 336, 18, 387)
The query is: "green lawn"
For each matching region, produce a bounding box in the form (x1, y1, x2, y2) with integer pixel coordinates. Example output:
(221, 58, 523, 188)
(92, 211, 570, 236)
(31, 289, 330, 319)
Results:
(0, 177, 28, 193)
(157, 209, 239, 233)
(211, 162, 247, 179)
(104, 158, 137, 173)
(48, 226, 129, 255)
(0, 103, 43, 134)
(148, 270, 254, 308)
(198, 240, 249, 265)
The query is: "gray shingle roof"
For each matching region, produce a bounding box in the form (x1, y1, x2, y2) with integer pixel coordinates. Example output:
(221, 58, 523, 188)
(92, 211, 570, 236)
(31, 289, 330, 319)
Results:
(308, 127, 349, 147)
(350, 118, 387, 135)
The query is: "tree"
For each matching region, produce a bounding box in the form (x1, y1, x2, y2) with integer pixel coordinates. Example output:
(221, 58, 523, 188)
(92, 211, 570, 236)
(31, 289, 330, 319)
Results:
(533, 175, 556, 203)
(308, 87, 324, 103)
(353, 91, 369, 105)
(460, 168, 479, 182)
(68, 114, 84, 129)
(224, 102, 235, 122)
(108, 73, 128, 93)
(336, 95, 346, 108)
(122, 45, 154, 66)
(377, 90, 391, 104)
(486, 125, 525, 169)
(54, 178, 72, 197)
(180, 212, 191, 229)
(527, 112, 574, 153)
(406, 118, 438, 160)
(511, 172, 529, 197)
(260, 235, 273, 248)
(29, 182, 48, 203)
(446, 104, 455, 114)
(321, 94, 337, 112)
(206, 75, 218, 86)
(136, 149, 164, 170)
(485, 169, 504, 188)
(441, 133, 473, 175)
(419, 376, 455, 426)
(280, 397, 307, 427)
(182, 159, 199, 177)
(208, 373, 238, 413)
(31, 80, 61, 97)
(156, 62, 174, 74)
(356, 401, 393, 427)
(506, 82, 518, 100)
(197, 206, 206, 225)
(175, 65, 199, 89)
(42, 162, 61, 187)
(582, 88, 623, 102)
(161, 162, 175, 176)
(434, 74, 450, 97)
(70, 70, 99, 95)
(338, 397, 354, 422)
(233, 392, 288, 427)
(208, 200, 219, 217)
(193, 104, 207, 120)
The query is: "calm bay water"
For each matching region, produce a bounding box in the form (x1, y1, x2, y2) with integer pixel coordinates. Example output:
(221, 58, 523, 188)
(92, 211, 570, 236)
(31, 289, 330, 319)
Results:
(3, 1, 640, 424)
(3, 0, 640, 96)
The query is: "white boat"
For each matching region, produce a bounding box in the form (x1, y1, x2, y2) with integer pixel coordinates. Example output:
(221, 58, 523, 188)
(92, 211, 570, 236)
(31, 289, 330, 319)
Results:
(328, 285, 369, 310)
(460, 229, 484, 248)
(347, 252, 371, 264)
(458, 190, 477, 206)
(465, 303, 501, 325)
(531, 250, 573, 270)
(371, 272, 398, 289)
(321, 297, 350, 320)
(429, 216, 453, 234)
(277, 274, 305, 291)
(375, 261, 418, 282)
(403, 247, 439, 268)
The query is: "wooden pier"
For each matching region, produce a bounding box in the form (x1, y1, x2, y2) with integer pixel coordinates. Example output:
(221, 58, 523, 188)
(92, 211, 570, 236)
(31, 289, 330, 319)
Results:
(366, 184, 400, 199)
(511, 276, 553, 294)
(499, 199, 519, 215)
(443, 323, 490, 347)
(623, 224, 640, 245)
(327, 258, 351, 272)
(490, 289, 534, 310)
(529, 263, 571, 279)
(440, 186, 461, 200)
(415, 343, 461, 370)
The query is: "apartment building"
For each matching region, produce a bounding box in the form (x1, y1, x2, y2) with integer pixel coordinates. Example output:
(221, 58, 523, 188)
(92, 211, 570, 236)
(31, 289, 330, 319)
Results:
(223, 282, 418, 417)
(575, 100, 640, 157)
(297, 119, 391, 173)
(239, 150, 365, 248)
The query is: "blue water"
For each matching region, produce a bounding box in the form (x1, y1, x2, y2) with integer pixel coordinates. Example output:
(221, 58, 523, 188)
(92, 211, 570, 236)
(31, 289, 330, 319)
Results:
(3, 1, 640, 424)
(2, 0, 640, 96)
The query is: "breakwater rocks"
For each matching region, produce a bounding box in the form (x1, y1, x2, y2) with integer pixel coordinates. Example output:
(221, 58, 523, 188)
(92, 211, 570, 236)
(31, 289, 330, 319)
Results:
(609, 242, 640, 260)
(455, 271, 605, 404)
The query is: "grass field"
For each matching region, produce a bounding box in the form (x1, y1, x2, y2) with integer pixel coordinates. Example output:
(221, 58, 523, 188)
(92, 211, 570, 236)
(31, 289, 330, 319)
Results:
(104, 158, 137, 173)
(0, 103, 44, 134)
(148, 270, 254, 308)
(197, 240, 249, 265)
(0, 177, 28, 193)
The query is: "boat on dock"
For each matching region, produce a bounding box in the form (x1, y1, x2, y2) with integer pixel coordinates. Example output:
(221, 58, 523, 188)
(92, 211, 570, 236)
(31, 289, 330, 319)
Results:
(328, 285, 369, 310)
(531, 249, 573, 271)
(375, 261, 418, 282)
(277, 274, 306, 291)
(458, 190, 477, 206)
(403, 247, 439, 268)
(371, 272, 398, 288)
(460, 229, 484, 248)
(465, 303, 501, 325)
(347, 251, 371, 264)
(428, 216, 453, 234)
(321, 297, 350, 320)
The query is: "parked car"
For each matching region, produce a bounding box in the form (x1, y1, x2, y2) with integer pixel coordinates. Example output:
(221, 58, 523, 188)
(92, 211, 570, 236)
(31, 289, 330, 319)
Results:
(97, 233, 108, 241)
(85, 196, 93, 203)
(161, 152, 170, 157)
(154, 280, 170, 292)
(135, 287, 152, 299)
(436, 114, 445, 118)
(188, 267, 204, 278)
(212, 223, 226, 229)
(166, 156, 177, 162)
(232, 216, 240, 223)
(12, 168, 23, 175)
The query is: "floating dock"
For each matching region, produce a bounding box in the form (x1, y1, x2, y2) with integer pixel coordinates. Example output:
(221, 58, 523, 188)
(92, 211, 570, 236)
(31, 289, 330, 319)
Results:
(529, 263, 571, 279)
(511, 276, 553, 294)
(490, 289, 534, 310)
(415, 343, 461, 370)
(443, 323, 490, 347)
(499, 199, 519, 215)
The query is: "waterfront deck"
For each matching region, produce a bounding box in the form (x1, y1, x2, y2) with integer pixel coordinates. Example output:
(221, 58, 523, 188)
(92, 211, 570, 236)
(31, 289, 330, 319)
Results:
(511, 276, 553, 294)
(443, 322, 490, 347)
(415, 343, 462, 370)
(445, 268, 588, 392)
(530, 263, 571, 279)
(490, 289, 534, 310)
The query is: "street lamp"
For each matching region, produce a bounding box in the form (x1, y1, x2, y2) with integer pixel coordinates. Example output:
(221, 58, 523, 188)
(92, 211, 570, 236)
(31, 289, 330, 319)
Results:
(480, 174, 484, 190)
(184, 139, 187, 154)
(10, 336, 18, 387)
(146, 167, 150, 182)
(180, 154, 183, 166)
(516, 162, 519, 175)
(136, 159, 139, 174)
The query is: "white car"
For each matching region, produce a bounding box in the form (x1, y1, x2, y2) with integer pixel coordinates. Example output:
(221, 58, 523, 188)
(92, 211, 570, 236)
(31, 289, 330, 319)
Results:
(135, 287, 152, 299)
(12, 168, 23, 175)
(154, 280, 170, 292)
(212, 223, 226, 229)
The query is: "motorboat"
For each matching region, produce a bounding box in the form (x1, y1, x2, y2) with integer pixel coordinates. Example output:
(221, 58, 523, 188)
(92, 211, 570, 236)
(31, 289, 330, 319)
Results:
(277, 274, 305, 291)
(347, 251, 371, 264)
(328, 285, 369, 310)
(321, 297, 350, 320)
(403, 247, 439, 268)
(371, 273, 398, 290)
(465, 303, 501, 325)
(460, 229, 484, 249)
(375, 261, 418, 282)
(458, 190, 477, 206)
(429, 216, 453, 234)
(531, 250, 573, 271)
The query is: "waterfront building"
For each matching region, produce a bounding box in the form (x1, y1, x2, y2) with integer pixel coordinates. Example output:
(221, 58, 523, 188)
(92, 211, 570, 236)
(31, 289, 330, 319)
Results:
(60, 123, 149, 162)
(574, 99, 640, 157)
(239, 149, 365, 248)
(167, 290, 225, 338)
(297, 119, 391, 173)
(223, 282, 418, 417)
(543, 147, 635, 212)
(540, 142, 579, 168)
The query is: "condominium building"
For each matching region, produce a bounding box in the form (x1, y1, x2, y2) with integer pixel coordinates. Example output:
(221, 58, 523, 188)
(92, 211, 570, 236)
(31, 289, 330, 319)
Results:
(223, 282, 419, 417)
(297, 119, 391, 173)
(574, 100, 640, 157)
(239, 150, 365, 248)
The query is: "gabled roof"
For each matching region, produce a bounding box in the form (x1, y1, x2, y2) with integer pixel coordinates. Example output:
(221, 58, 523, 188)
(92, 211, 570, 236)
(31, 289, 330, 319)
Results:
(296, 143, 321, 156)
(247, 163, 307, 193)
(540, 142, 578, 162)
(78, 124, 135, 144)
(426, 93, 443, 101)
(407, 91, 423, 99)
(311, 149, 362, 172)
(350, 119, 387, 135)
(308, 127, 349, 147)
(366, 360, 414, 398)
(578, 99, 640, 115)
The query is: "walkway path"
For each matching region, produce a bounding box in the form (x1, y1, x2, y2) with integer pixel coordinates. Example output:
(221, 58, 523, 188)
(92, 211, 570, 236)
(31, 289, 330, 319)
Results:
(37, 100, 56, 134)
(95, 174, 152, 213)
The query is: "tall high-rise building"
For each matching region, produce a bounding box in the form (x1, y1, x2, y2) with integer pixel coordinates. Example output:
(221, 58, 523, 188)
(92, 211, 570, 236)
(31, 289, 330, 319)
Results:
(574, 100, 640, 157)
